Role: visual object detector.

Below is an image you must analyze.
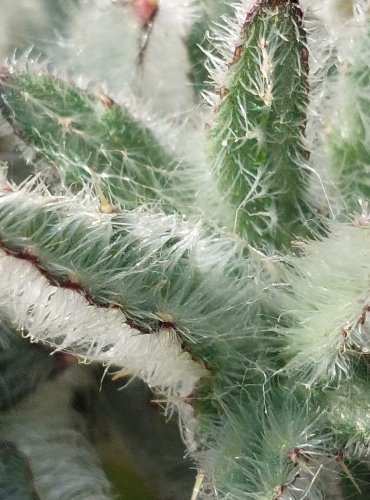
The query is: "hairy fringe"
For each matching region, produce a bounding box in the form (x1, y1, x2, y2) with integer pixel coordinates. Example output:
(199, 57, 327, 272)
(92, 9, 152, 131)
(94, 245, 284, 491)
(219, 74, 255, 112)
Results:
(279, 216, 370, 385)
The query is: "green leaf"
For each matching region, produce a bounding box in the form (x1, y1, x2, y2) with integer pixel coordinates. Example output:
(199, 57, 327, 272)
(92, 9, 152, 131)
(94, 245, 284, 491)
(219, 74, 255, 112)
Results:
(210, 0, 310, 248)
(0, 69, 189, 211)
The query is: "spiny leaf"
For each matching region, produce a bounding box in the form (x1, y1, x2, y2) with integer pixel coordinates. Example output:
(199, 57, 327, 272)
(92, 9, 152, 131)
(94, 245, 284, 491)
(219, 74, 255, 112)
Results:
(210, 0, 310, 249)
(0, 68, 190, 212)
(325, 16, 370, 210)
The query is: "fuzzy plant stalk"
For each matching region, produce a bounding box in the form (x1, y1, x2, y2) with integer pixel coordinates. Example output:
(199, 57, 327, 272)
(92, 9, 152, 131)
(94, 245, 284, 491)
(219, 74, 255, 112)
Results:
(0, 0, 370, 499)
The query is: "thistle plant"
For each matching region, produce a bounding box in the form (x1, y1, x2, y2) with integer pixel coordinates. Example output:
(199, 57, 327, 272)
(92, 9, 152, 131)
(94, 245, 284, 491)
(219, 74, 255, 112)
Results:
(0, 0, 370, 498)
